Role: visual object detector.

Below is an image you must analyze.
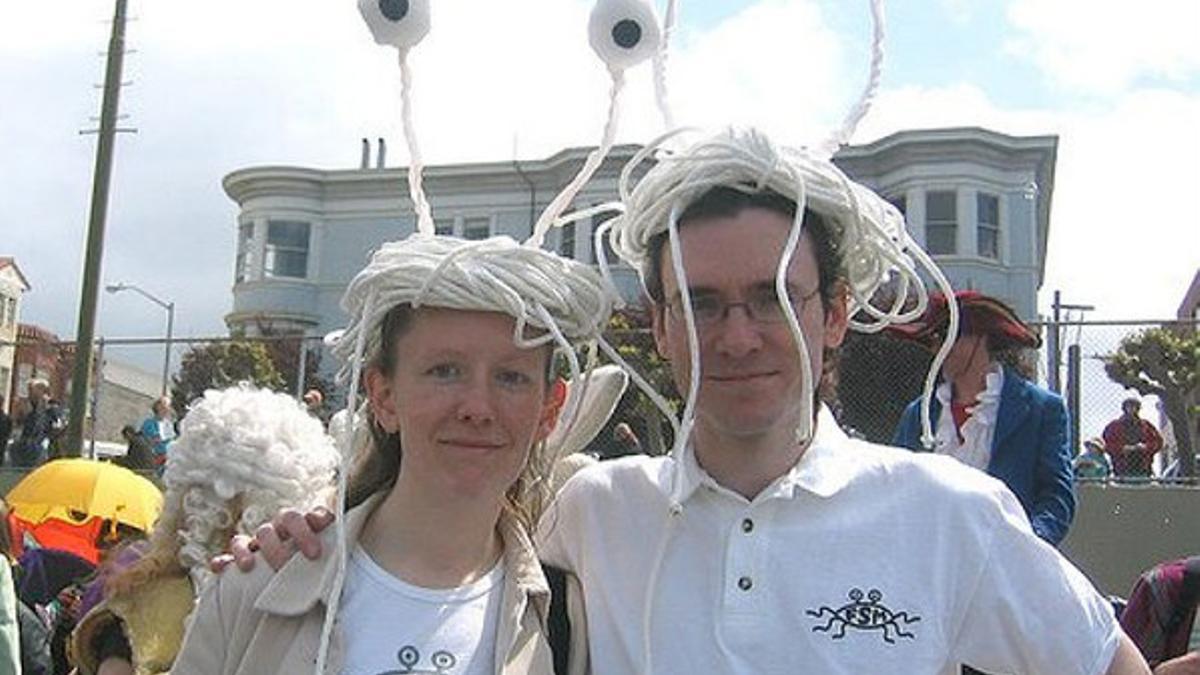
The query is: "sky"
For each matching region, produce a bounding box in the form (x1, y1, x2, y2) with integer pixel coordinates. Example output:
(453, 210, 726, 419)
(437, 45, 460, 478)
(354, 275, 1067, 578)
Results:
(1, 0, 1198, 384)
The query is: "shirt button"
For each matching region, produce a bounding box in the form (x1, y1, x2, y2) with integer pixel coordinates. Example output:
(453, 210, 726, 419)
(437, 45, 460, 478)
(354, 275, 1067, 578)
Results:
(741, 518, 754, 533)
(737, 576, 753, 591)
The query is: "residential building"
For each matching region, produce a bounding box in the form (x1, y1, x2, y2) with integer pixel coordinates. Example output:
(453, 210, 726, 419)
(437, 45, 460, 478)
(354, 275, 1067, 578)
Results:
(11, 324, 67, 412)
(224, 127, 1057, 342)
(0, 258, 30, 413)
(833, 127, 1057, 321)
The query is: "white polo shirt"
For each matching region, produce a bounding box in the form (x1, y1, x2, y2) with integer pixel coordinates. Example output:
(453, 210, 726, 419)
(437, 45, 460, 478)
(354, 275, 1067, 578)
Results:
(538, 407, 1120, 674)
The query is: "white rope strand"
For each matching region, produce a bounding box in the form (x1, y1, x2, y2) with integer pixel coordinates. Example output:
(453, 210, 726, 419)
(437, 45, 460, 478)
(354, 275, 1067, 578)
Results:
(652, 0, 680, 131)
(399, 51, 434, 236)
(815, 0, 886, 157)
(527, 69, 626, 248)
(315, 284, 376, 675)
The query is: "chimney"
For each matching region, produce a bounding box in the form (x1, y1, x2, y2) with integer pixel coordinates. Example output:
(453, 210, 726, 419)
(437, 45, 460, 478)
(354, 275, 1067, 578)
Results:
(360, 138, 370, 169)
(377, 137, 387, 169)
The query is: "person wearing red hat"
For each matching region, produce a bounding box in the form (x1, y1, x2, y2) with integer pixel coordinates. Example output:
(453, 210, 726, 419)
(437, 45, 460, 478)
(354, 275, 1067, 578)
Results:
(891, 290, 1076, 547)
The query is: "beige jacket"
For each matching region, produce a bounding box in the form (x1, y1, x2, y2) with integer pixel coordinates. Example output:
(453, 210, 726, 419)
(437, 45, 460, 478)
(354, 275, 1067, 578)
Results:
(172, 493, 588, 674)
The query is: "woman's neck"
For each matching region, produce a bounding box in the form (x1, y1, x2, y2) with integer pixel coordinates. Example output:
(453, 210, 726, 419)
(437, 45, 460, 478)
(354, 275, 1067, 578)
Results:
(358, 480, 504, 589)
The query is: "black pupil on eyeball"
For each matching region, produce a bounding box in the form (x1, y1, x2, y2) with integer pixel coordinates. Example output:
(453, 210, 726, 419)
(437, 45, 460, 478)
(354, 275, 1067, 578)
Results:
(378, 0, 409, 21)
(612, 19, 642, 49)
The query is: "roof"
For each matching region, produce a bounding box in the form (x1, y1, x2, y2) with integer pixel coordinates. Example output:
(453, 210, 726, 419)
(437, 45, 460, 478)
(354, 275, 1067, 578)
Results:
(0, 257, 31, 291)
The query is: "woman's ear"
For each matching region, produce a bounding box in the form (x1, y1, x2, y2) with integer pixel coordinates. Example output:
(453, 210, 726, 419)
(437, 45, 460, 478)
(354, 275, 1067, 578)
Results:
(366, 368, 400, 433)
(537, 377, 568, 441)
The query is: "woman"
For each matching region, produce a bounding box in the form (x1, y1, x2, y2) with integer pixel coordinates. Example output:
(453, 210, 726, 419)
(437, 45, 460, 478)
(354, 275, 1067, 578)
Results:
(173, 234, 611, 674)
(890, 290, 1075, 547)
(69, 385, 339, 675)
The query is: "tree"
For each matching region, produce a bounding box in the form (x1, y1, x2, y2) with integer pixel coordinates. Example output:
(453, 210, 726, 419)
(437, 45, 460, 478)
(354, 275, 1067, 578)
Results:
(254, 330, 332, 400)
(599, 308, 680, 455)
(835, 332, 933, 444)
(170, 341, 286, 418)
(1103, 327, 1199, 477)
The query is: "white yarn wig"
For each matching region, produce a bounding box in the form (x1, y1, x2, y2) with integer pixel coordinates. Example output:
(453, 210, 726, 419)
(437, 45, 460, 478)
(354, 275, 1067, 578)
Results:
(600, 126, 957, 456)
(158, 384, 339, 591)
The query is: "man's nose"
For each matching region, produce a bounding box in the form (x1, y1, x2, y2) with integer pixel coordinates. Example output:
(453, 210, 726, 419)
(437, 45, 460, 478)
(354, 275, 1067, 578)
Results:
(712, 304, 763, 357)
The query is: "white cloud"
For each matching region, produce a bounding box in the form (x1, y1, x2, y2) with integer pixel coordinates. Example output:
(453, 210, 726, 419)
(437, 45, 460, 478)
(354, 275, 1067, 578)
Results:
(1005, 0, 1200, 95)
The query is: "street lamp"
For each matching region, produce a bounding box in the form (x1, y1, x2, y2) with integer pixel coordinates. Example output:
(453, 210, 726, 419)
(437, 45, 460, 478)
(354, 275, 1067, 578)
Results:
(106, 282, 175, 397)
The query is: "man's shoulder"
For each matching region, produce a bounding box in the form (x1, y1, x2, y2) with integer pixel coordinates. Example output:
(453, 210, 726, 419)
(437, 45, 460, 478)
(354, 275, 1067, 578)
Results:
(554, 454, 671, 506)
(839, 436, 1015, 505)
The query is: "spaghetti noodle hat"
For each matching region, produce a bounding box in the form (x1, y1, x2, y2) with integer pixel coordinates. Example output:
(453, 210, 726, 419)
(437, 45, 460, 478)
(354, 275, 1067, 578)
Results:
(600, 125, 959, 456)
(328, 234, 614, 386)
(885, 290, 1040, 350)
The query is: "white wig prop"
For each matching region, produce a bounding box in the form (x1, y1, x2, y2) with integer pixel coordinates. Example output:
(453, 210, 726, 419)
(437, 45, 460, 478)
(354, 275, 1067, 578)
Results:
(159, 384, 339, 592)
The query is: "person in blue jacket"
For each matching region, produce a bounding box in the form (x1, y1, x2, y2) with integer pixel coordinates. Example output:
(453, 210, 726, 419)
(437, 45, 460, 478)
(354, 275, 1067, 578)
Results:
(891, 291, 1075, 546)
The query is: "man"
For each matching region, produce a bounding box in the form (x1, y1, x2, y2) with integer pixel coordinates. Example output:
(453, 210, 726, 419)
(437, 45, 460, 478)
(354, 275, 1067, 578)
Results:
(891, 291, 1076, 546)
(114, 424, 156, 472)
(236, 129, 1148, 674)
(12, 378, 60, 467)
(140, 397, 175, 475)
(1103, 398, 1164, 479)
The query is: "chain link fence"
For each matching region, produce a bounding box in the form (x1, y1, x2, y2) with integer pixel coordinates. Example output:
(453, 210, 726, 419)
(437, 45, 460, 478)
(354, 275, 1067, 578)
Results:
(3, 319, 1196, 482)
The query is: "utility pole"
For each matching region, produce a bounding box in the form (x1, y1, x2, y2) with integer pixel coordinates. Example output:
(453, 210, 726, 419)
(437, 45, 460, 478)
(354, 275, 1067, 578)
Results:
(1046, 291, 1095, 395)
(65, 0, 135, 456)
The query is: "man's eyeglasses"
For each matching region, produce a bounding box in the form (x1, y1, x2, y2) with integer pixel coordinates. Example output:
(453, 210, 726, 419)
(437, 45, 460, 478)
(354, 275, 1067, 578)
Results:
(667, 285, 821, 327)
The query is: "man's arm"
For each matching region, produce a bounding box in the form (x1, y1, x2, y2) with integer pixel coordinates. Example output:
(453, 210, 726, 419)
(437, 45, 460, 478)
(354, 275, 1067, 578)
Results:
(215, 506, 333, 572)
(1143, 421, 1164, 453)
(1153, 651, 1200, 675)
(1106, 633, 1153, 674)
(1030, 395, 1076, 546)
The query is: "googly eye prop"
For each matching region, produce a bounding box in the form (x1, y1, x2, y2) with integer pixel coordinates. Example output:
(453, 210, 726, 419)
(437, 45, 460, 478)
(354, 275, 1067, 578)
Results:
(358, 0, 435, 235)
(526, 0, 675, 249)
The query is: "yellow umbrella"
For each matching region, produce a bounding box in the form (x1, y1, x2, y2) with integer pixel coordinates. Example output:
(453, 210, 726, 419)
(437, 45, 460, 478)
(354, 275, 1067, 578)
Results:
(6, 458, 163, 532)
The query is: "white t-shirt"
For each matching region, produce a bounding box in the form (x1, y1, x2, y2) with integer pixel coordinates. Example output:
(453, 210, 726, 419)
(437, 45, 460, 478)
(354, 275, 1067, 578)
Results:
(538, 406, 1121, 675)
(338, 545, 504, 675)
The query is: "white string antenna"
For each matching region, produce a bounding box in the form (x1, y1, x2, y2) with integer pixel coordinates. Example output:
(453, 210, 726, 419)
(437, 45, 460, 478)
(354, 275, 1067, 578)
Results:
(652, 0, 680, 131)
(526, 0, 666, 248)
(358, 0, 435, 236)
(814, 0, 886, 157)
(399, 52, 434, 236)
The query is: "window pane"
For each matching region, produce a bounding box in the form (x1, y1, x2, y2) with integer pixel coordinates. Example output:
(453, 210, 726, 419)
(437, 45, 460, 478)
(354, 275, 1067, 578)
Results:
(927, 224, 956, 255)
(559, 222, 576, 258)
(434, 218, 454, 236)
(977, 193, 999, 226)
(926, 191, 956, 221)
(267, 221, 310, 248)
(266, 249, 308, 278)
(463, 217, 489, 240)
(236, 223, 254, 283)
(595, 211, 616, 264)
(978, 226, 999, 259)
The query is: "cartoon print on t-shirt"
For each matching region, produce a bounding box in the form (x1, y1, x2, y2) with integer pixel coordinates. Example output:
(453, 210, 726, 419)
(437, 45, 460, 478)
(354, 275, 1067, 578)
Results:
(806, 588, 921, 644)
(376, 645, 457, 674)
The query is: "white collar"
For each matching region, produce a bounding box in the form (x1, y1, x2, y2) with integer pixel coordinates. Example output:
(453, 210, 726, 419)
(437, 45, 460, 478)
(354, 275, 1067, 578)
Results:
(668, 405, 856, 506)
